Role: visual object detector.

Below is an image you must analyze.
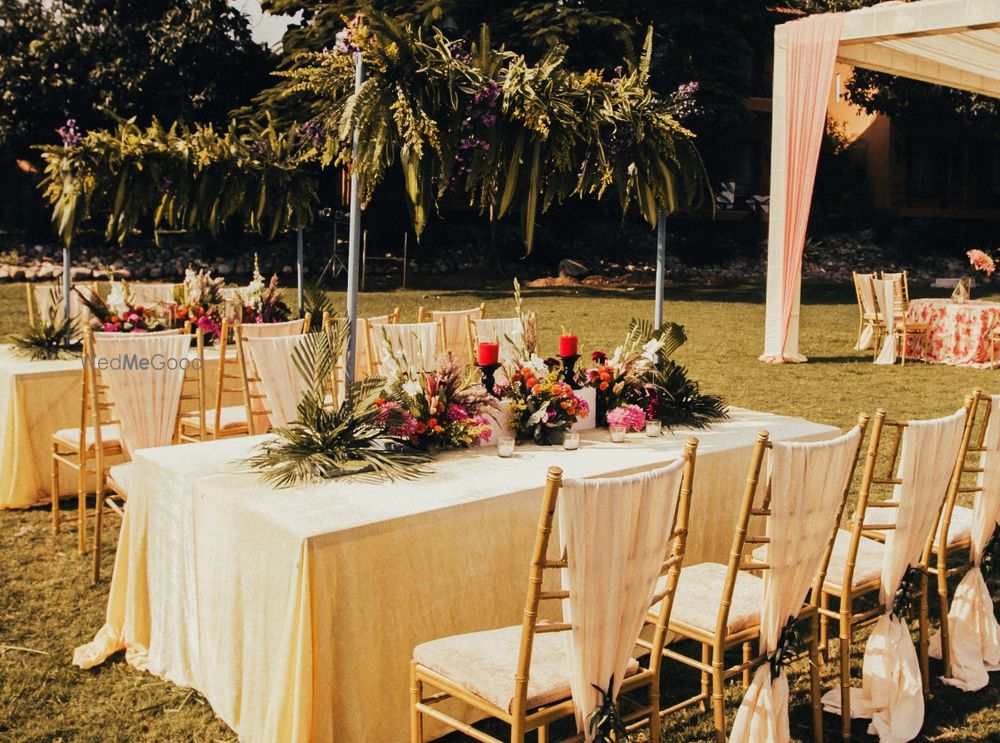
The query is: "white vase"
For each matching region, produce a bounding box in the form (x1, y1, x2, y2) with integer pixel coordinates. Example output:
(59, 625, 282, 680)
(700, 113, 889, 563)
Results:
(570, 386, 597, 432)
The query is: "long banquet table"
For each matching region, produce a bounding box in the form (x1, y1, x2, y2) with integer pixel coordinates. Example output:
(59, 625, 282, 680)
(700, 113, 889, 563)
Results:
(0, 344, 236, 509)
(74, 408, 840, 742)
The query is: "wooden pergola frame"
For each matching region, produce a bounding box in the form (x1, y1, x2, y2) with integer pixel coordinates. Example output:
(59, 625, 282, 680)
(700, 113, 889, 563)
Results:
(762, 0, 1000, 362)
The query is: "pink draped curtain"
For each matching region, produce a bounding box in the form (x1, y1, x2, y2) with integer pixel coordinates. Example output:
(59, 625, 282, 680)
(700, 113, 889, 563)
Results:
(777, 14, 843, 356)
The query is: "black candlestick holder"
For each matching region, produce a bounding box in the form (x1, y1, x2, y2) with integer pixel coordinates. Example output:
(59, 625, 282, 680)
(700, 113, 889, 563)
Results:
(476, 362, 502, 397)
(559, 354, 581, 389)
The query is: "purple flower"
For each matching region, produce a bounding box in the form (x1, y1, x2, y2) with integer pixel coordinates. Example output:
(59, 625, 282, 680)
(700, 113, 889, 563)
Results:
(446, 403, 470, 422)
(58, 119, 81, 147)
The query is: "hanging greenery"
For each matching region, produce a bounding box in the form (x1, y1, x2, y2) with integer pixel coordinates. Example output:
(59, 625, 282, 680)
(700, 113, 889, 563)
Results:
(282, 13, 712, 251)
(36, 115, 319, 248)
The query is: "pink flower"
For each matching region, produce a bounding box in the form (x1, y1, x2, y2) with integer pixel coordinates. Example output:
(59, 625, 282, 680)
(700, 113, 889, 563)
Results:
(606, 404, 646, 432)
(446, 403, 470, 422)
(572, 394, 589, 418)
(472, 414, 493, 442)
(967, 249, 996, 276)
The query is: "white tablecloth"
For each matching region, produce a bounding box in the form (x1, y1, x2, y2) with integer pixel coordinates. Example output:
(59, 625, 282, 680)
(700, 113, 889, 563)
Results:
(75, 408, 839, 742)
(0, 345, 235, 509)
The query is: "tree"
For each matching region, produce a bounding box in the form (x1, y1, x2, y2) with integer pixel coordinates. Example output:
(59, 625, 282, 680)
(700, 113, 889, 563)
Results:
(0, 0, 275, 224)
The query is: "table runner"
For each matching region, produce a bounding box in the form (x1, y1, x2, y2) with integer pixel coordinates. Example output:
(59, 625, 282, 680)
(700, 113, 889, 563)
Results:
(905, 298, 1000, 367)
(74, 408, 838, 742)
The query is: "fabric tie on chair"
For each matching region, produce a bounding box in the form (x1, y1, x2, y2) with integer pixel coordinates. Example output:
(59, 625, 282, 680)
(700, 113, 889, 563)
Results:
(822, 410, 966, 742)
(730, 427, 860, 743)
(93, 331, 190, 456)
(559, 460, 686, 740)
(245, 334, 309, 428)
(929, 395, 1000, 691)
(874, 279, 899, 365)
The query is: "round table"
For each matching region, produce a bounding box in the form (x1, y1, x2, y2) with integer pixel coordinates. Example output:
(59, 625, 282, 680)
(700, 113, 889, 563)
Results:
(905, 298, 1000, 367)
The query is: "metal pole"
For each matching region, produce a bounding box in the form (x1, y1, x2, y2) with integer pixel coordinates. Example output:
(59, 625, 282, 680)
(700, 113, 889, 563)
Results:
(654, 207, 666, 328)
(296, 225, 304, 317)
(402, 232, 408, 289)
(361, 229, 367, 291)
(344, 53, 365, 386)
(62, 246, 71, 344)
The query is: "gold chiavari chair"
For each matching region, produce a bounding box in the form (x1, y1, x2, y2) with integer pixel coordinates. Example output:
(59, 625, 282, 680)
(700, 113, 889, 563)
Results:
(50, 336, 125, 553)
(872, 276, 928, 365)
(819, 398, 976, 739)
(359, 309, 401, 377)
(368, 321, 442, 377)
(852, 272, 878, 350)
(881, 270, 910, 308)
(661, 420, 867, 743)
(128, 282, 181, 308)
(178, 319, 247, 441)
(411, 441, 698, 743)
(466, 314, 538, 364)
(418, 305, 485, 365)
(89, 328, 198, 581)
(175, 327, 207, 443)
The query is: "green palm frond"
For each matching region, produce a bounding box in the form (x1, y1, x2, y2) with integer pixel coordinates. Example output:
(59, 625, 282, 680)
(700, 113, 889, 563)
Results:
(243, 325, 431, 488)
(646, 360, 728, 430)
(11, 305, 78, 360)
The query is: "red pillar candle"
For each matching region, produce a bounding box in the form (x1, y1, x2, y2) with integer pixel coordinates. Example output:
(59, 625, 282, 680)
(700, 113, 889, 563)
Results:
(559, 335, 578, 357)
(477, 341, 500, 366)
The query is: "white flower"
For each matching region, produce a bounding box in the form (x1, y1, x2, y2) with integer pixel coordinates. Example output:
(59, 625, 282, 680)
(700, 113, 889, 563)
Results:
(184, 268, 202, 303)
(525, 354, 548, 378)
(106, 278, 131, 317)
(402, 379, 423, 398)
(608, 345, 624, 368)
(244, 255, 265, 307)
(640, 337, 665, 364)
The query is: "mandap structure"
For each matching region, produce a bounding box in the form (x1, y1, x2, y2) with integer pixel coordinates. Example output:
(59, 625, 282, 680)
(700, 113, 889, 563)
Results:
(762, 0, 1000, 363)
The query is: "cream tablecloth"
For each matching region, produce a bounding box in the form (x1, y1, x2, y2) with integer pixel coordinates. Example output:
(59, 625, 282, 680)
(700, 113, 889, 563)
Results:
(74, 408, 839, 742)
(0, 345, 235, 509)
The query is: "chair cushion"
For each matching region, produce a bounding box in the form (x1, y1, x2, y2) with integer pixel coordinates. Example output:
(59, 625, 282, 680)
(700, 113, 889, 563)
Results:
(182, 405, 248, 432)
(53, 425, 121, 451)
(817, 529, 886, 592)
(652, 562, 763, 635)
(866, 505, 973, 549)
(413, 624, 639, 714)
(108, 463, 133, 497)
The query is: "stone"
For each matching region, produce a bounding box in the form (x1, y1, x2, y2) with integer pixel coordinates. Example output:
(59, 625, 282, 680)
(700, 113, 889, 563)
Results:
(216, 262, 234, 275)
(150, 266, 163, 279)
(558, 258, 589, 278)
(70, 267, 91, 280)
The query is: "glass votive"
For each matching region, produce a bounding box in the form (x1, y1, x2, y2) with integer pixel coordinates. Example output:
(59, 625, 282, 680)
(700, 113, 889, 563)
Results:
(563, 432, 580, 451)
(497, 437, 516, 458)
(645, 420, 662, 437)
(610, 425, 627, 443)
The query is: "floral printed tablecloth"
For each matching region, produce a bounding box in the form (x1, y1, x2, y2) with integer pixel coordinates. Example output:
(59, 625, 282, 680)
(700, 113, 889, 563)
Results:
(905, 298, 1000, 367)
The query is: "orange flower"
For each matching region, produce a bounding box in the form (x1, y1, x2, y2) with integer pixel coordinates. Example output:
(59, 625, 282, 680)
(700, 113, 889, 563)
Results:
(428, 418, 438, 428)
(599, 381, 609, 391)
(531, 384, 543, 395)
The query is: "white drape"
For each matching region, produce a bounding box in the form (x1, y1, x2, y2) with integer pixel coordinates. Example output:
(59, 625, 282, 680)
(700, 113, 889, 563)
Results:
(929, 395, 1000, 691)
(874, 279, 898, 365)
(854, 274, 877, 351)
(559, 458, 686, 740)
(730, 427, 861, 743)
(822, 409, 967, 742)
(129, 283, 179, 308)
(93, 330, 189, 456)
(378, 323, 439, 375)
(244, 334, 309, 428)
(430, 308, 480, 365)
(241, 318, 308, 338)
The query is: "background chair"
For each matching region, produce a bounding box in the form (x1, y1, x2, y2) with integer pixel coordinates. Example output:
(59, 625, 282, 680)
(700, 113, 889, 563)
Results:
(370, 321, 441, 376)
(468, 314, 537, 365)
(852, 272, 878, 351)
(240, 332, 311, 430)
(128, 282, 180, 308)
(359, 309, 400, 376)
(418, 305, 485, 365)
(872, 277, 927, 365)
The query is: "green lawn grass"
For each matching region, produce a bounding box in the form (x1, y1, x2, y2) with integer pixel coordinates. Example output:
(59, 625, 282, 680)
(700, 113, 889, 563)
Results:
(2, 279, 999, 742)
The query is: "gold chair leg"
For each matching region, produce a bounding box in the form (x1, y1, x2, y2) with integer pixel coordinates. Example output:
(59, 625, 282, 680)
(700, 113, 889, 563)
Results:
(742, 642, 751, 691)
(409, 663, 423, 743)
(809, 613, 823, 743)
(839, 609, 852, 741)
(700, 642, 711, 713)
(537, 724, 549, 743)
(937, 564, 953, 679)
(919, 575, 930, 698)
(92, 495, 104, 583)
(51, 445, 60, 535)
(649, 670, 661, 743)
(711, 643, 726, 743)
(820, 591, 830, 665)
(77, 460, 89, 555)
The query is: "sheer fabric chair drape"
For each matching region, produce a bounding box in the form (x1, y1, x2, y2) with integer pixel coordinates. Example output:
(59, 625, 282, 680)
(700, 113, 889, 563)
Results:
(244, 334, 309, 428)
(378, 323, 439, 375)
(929, 395, 1000, 691)
(730, 427, 861, 743)
(822, 409, 966, 742)
(92, 330, 190, 456)
(874, 279, 899, 365)
(559, 459, 686, 739)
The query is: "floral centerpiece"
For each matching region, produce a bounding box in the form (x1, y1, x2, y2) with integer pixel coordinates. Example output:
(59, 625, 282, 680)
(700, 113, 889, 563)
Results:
(503, 356, 589, 445)
(242, 255, 291, 324)
(378, 352, 498, 451)
(968, 249, 996, 276)
(76, 279, 164, 333)
(582, 319, 727, 429)
(176, 267, 225, 340)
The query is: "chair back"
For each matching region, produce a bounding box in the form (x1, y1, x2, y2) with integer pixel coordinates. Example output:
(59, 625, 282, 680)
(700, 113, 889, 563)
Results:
(89, 329, 191, 456)
(871, 279, 897, 326)
(240, 315, 311, 337)
(175, 328, 207, 441)
(881, 271, 910, 311)
(853, 272, 878, 318)
(359, 309, 401, 375)
(129, 282, 180, 308)
(238, 330, 311, 431)
(418, 305, 485, 365)
(510, 440, 698, 724)
(469, 316, 535, 365)
(373, 322, 441, 376)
